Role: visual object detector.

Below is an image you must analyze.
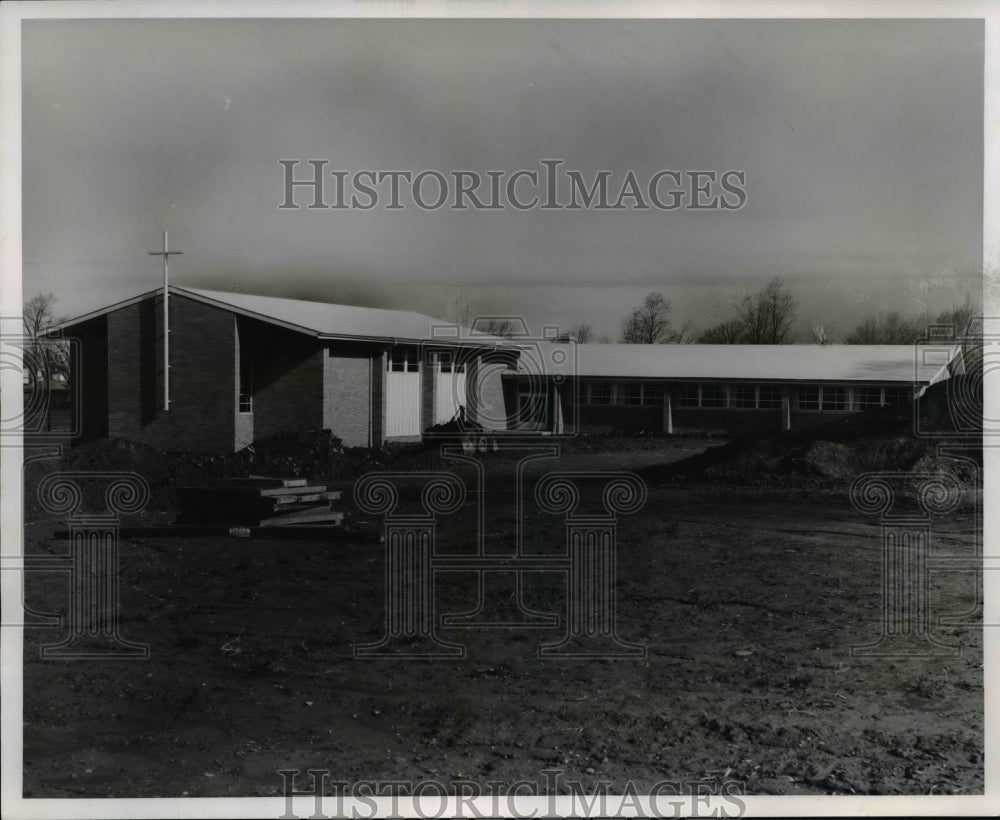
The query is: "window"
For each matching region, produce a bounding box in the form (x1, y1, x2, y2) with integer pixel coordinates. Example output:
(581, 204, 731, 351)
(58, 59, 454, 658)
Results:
(389, 349, 419, 373)
(883, 386, 912, 406)
(798, 386, 821, 410)
(643, 384, 665, 406)
(678, 384, 699, 408)
(701, 384, 727, 408)
(588, 382, 614, 405)
(731, 384, 756, 409)
(824, 386, 848, 411)
(855, 386, 882, 410)
(798, 385, 852, 411)
(433, 351, 465, 374)
(622, 383, 643, 405)
(758, 384, 782, 409)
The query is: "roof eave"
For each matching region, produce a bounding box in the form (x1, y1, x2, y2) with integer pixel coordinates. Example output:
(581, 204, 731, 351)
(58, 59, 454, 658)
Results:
(317, 332, 526, 349)
(43, 287, 163, 336)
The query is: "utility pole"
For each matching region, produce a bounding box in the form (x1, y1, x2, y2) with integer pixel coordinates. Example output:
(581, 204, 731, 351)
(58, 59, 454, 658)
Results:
(148, 231, 182, 411)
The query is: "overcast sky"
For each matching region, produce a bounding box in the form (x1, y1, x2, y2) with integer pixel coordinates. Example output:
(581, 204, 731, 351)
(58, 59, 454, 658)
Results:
(22, 18, 983, 341)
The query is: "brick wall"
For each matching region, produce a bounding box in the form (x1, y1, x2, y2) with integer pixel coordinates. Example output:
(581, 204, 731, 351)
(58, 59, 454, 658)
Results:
(671, 408, 784, 435)
(99, 299, 374, 452)
(106, 294, 236, 452)
(578, 405, 663, 433)
(70, 316, 108, 445)
(323, 343, 377, 447)
(372, 350, 386, 445)
(790, 411, 856, 431)
(107, 303, 144, 439)
(248, 320, 323, 442)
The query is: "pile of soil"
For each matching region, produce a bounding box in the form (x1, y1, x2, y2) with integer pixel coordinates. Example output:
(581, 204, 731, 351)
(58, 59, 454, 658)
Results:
(24, 430, 420, 516)
(641, 375, 982, 486)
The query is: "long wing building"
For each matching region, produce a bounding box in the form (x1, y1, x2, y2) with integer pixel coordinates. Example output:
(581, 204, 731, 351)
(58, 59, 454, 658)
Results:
(45, 287, 964, 452)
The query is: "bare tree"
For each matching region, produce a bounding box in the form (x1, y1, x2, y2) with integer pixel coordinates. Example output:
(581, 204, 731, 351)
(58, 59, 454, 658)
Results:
(845, 311, 923, 344)
(448, 292, 475, 328)
(693, 278, 795, 343)
(567, 322, 593, 344)
(619, 292, 683, 343)
(697, 317, 745, 344)
(23, 293, 69, 431)
(932, 294, 978, 340)
(23, 293, 69, 378)
(845, 297, 981, 345)
(477, 318, 517, 338)
(674, 319, 695, 344)
(448, 293, 522, 338)
(810, 323, 834, 345)
(738, 277, 796, 344)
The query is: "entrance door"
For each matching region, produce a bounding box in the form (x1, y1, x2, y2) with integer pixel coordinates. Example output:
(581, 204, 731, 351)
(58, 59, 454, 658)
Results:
(385, 349, 421, 437)
(434, 352, 467, 424)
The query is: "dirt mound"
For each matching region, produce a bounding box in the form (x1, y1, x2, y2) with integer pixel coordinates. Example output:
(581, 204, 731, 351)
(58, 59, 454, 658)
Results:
(224, 428, 392, 481)
(793, 441, 855, 478)
(25, 429, 416, 516)
(641, 376, 982, 487)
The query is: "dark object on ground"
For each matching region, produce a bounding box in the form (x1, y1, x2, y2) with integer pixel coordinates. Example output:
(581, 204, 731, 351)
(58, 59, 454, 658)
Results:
(423, 413, 492, 449)
(175, 479, 343, 526)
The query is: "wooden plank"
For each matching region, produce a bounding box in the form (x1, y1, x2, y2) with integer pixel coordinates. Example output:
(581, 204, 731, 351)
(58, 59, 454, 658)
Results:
(178, 485, 330, 496)
(259, 509, 345, 527)
(176, 485, 336, 499)
(247, 475, 310, 487)
(211, 477, 309, 489)
(272, 491, 341, 505)
(257, 484, 330, 496)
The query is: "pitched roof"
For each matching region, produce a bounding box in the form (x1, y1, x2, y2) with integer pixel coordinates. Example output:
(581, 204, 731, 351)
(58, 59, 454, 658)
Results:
(48, 285, 509, 346)
(520, 343, 959, 385)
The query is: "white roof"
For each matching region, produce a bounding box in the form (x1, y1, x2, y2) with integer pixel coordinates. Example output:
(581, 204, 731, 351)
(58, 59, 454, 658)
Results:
(520, 343, 958, 385)
(47, 288, 960, 384)
(51, 285, 508, 346)
(179, 287, 507, 344)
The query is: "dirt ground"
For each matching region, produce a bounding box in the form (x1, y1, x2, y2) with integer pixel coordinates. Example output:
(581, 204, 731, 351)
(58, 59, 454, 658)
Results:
(20, 437, 982, 798)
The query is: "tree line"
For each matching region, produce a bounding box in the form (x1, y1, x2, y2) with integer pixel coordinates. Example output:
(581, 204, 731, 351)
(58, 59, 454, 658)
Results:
(22, 285, 981, 368)
(569, 278, 978, 345)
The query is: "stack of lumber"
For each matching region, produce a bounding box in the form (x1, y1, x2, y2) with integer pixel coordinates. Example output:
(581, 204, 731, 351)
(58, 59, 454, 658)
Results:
(176, 476, 344, 527)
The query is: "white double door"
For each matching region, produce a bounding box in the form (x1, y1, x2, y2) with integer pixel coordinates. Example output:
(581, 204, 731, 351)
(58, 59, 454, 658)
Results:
(385, 350, 470, 436)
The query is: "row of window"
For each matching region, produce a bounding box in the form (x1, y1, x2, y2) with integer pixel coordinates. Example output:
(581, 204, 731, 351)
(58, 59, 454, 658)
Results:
(584, 382, 665, 406)
(580, 382, 914, 411)
(387, 350, 467, 373)
(678, 383, 781, 409)
(796, 385, 912, 411)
